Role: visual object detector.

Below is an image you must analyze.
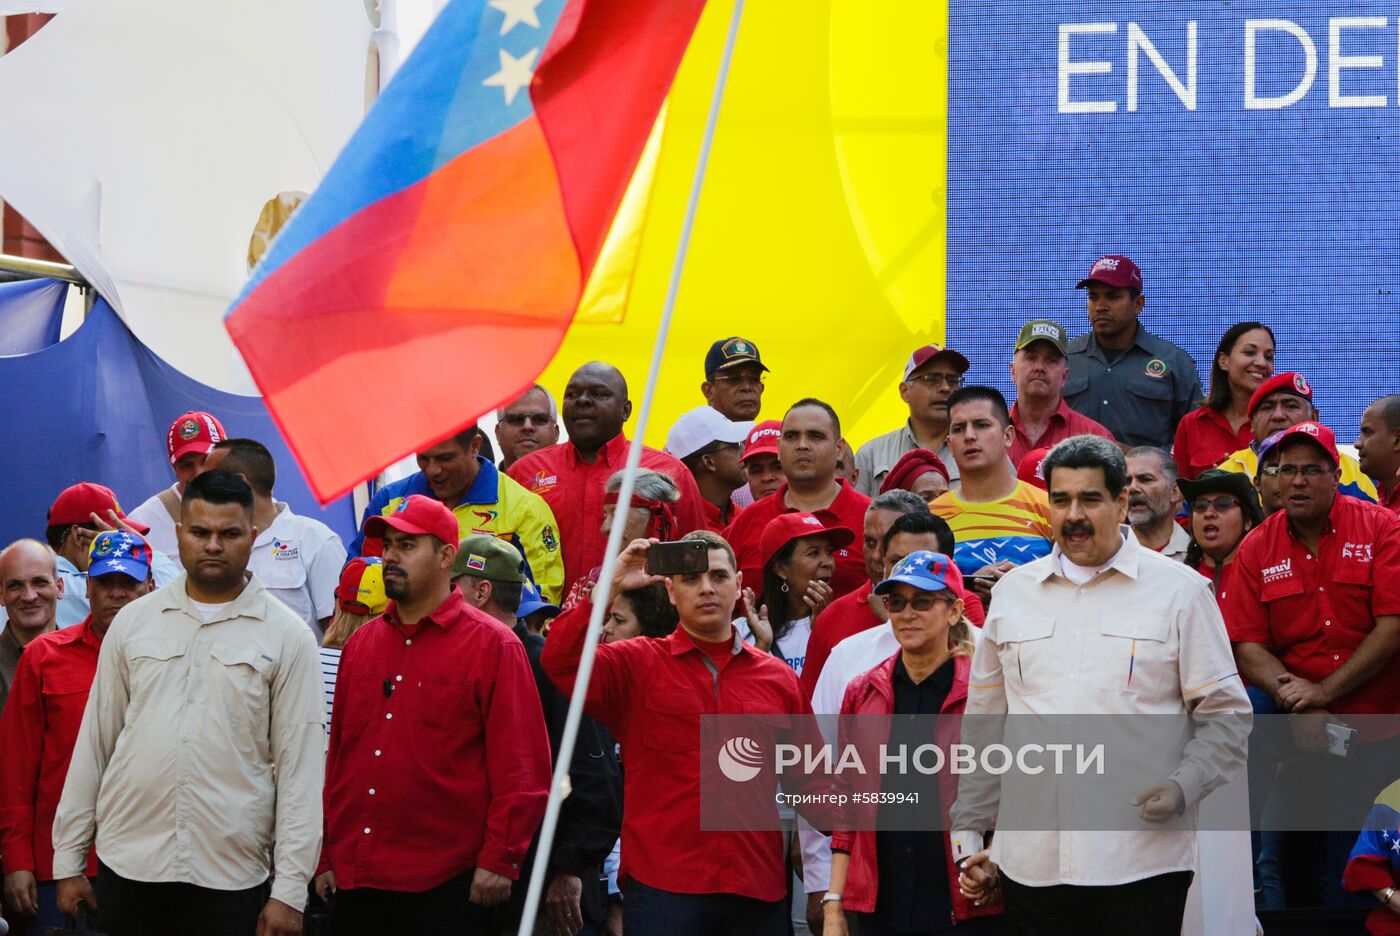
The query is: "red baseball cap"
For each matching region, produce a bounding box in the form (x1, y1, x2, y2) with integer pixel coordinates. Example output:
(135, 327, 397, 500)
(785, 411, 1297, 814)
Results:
(1269, 421, 1339, 465)
(1017, 447, 1052, 491)
(758, 512, 855, 570)
(742, 419, 783, 463)
(1247, 372, 1312, 418)
(363, 494, 460, 549)
(1076, 254, 1143, 291)
(48, 482, 151, 534)
(903, 344, 970, 380)
(167, 411, 226, 465)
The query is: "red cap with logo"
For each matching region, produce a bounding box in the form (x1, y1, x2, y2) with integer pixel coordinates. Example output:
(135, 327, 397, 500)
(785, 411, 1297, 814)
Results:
(48, 482, 151, 534)
(1017, 448, 1052, 491)
(1269, 421, 1339, 465)
(903, 343, 970, 380)
(758, 512, 855, 570)
(167, 411, 226, 465)
(1246, 372, 1312, 418)
(363, 494, 461, 550)
(742, 419, 783, 463)
(1076, 254, 1143, 291)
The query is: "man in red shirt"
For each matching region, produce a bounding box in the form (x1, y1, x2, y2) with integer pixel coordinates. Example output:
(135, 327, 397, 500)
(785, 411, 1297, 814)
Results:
(0, 532, 153, 935)
(724, 399, 870, 599)
(666, 406, 752, 532)
(1007, 319, 1114, 465)
(739, 420, 784, 505)
(542, 530, 812, 936)
(509, 363, 707, 594)
(1355, 394, 1400, 514)
(315, 496, 550, 934)
(799, 489, 929, 698)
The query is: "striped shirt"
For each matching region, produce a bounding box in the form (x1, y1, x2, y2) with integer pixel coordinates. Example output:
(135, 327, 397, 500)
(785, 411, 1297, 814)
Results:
(319, 646, 341, 726)
(931, 481, 1054, 576)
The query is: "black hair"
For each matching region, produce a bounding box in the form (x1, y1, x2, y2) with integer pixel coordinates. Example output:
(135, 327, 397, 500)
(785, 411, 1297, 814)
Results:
(450, 425, 483, 450)
(1205, 322, 1275, 413)
(1042, 436, 1129, 498)
(1372, 394, 1400, 434)
(946, 385, 1011, 428)
(761, 539, 805, 648)
(210, 438, 277, 497)
(616, 583, 679, 638)
(182, 469, 254, 516)
(785, 398, 841, 438)
(881, 512, 955, 557)
(680, 439, 740, 473)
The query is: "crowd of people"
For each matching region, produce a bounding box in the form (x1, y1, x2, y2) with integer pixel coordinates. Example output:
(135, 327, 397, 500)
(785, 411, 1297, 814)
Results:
(0, 253, 1398, 935)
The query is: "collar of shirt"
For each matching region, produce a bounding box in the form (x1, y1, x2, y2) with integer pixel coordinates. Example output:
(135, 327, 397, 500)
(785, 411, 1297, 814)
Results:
(56, 554, 80, 578)
(1010, 398, 1072, 432)
(568, 432, 629, 470)
(775, 478, 860, 517)
(53, 614, 101, 651)
(892, 653, 956, 691)
(382, 587, 467, 634)
(158, 572, 272, 625)
(1076, 323, 1163, 364)
(1282, 492, 1343, 545)
(1036, 527, 1138, 584)
(666, 622, 743, 658)
(253, 502, 293, 548)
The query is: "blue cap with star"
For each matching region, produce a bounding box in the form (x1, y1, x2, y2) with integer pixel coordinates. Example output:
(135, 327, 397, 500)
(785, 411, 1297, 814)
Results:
(874, 550, 967, 599)
(89, 530, 153, 582)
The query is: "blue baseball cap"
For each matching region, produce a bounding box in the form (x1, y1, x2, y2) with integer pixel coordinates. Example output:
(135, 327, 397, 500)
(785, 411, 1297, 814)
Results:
(88, 530, 153, 581)
(517, 581, 561, 620)
(873, 550, 968, 599)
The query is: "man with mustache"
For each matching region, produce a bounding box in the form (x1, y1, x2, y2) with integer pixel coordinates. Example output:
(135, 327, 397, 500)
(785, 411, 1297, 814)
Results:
(0, 540, 63, 715)
(1062, 255, 1203, 450)
(1124, 447, 1190, 561)
(53, 470, 326, 936)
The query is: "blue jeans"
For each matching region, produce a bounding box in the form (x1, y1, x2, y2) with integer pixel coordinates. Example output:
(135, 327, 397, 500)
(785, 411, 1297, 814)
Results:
(1245, 687, 1286, 909)
(623, 880, 788, 936)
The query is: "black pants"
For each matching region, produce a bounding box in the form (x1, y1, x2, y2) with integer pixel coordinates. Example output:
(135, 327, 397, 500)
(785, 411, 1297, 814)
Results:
(330, 870, 495, 935)
(622, 879, 789, 936)
(1000, 870, 1192, 936)
(94, 861, 269, 936)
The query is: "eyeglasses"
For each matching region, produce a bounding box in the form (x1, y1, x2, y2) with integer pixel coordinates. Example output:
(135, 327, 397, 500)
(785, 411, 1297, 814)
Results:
(709, 372, 765, 386)
(883, 594, 954, 613)
(1190, 495, 1240, 514)
(1260, 464, 1330, 479)
(906, 373, 963, 388)
(501, 412, 553, 427)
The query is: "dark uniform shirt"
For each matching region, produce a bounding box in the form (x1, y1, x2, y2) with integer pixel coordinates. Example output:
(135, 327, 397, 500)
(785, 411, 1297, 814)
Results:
(1063, 325, 1202, 450)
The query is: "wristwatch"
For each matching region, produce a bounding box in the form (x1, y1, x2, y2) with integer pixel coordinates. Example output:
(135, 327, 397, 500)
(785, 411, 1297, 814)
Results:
(821, 892, 843, 905)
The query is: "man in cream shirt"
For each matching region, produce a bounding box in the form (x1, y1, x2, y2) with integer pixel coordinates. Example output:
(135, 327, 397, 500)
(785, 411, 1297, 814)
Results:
(952, 435, 1251, 936)
(52, 469, 325, 936)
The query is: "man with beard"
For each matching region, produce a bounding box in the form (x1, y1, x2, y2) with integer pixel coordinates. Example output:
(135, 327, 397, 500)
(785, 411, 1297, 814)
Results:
(316, 497, 550, 934)
(509, 362, 708, 594)
(0, 532, 154, 934)
(1125, 447, 1190, 561)
(855, 344, 970, 495)
(494, 385, 561, 472)
(352, 425, 564, 603)
(0, 540, 63, 714)
(53, 470, 325, 936)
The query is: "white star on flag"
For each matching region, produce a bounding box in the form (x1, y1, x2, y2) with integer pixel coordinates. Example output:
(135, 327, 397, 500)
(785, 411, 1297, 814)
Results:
(482, 47, 539, 106)
(488, 0, 542, 36)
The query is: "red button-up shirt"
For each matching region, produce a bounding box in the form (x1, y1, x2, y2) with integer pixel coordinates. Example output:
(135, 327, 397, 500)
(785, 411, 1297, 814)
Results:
(1173, 405, 1254, 481)
(321, 589, 550, 889)
(0, 617, 100, 880)
(508, 435, 709, 594)
(1380, 484, 1400, 516)
(541, 601, 811, 901)
(1008, 399, 1116, 467)
(723, 481, 871, 599)
(1225, 495, 1400, 715)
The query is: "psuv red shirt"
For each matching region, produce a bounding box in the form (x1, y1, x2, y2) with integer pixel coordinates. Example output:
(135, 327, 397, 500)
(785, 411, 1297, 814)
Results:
(723, 482, 870, 599)
(1008, 399, 1116, 468)
(1173, 406, 1254, 481)
(321, 590, 551, 890)
(541, 600, 811, 902)
(508, 435, 709, 594)
(1225, 495, 1400, 716)
(0, 618, 100, 881)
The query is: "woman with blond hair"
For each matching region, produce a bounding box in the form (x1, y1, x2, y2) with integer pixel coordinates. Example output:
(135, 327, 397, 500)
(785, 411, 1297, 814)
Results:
(319, 556, 389, 722)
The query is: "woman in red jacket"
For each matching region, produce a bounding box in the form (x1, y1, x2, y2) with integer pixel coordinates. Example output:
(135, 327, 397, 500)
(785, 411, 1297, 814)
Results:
(1172, 322, 1275, 480)
(823, 550, 1003, 935)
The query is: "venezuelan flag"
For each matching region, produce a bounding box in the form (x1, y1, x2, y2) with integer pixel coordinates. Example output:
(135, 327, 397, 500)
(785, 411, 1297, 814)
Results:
(226, 0, 706, 501)
(1344, 779, 1400, 933)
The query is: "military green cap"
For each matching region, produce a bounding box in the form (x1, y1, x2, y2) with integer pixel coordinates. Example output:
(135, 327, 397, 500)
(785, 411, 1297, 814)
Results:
(451, 535, 526, 583)
(1015, 319, 1068, 356)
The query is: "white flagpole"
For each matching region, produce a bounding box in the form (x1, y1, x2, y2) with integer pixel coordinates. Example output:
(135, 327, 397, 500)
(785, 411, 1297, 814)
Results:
(516, 0, 746, 932)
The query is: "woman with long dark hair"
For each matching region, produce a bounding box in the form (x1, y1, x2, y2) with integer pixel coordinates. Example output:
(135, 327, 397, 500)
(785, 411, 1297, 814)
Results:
(1177, 469, 1264, 606)
(1173, 322, 1275, 480)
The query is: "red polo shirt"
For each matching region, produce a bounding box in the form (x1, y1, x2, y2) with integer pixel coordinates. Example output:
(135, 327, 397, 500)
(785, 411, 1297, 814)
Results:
(1008, 399, 1116, 467)
(321, 589, 551, 889)
(541, 600, 812, 902)
(509, 435, 709, 594)
(0, 617, 101, 881)
(1173, 406, 1254, 480)
(1380, 484, 1400, 516)
(722, 481, 870, 599)
(1225, 495, 1400, 716)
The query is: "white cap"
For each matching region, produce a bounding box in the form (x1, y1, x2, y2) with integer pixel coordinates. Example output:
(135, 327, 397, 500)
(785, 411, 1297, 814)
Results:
(665, 407, 754, 460)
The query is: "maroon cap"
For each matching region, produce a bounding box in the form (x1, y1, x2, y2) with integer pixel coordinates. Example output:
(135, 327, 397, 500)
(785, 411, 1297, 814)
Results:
(48, 482, 151, 534)
(1247, 372, 1312, 418)
(1270, 421, 1339, 465)
(167, 411, 226, 465)
(1076, 255, 1143, 291)
(1017, 448, 1052, 491)
(363, 494, 460, 550)
(903, 344, 970, 380)
(758, 512, 855, 571)
(742, 419, 783, 463)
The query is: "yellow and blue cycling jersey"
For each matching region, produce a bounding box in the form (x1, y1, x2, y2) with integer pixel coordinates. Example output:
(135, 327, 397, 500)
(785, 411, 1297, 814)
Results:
(1217, 446, 1378, 504)
(351, 457, 564, 603)
(931, 480, 1054, 576)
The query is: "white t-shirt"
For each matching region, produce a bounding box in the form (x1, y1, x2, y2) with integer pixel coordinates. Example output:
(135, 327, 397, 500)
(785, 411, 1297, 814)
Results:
(734, 614, 813, 676)
(248, 503, 347, 637)
(188, 598, 233, 623)
(127, 483, 181, 557)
